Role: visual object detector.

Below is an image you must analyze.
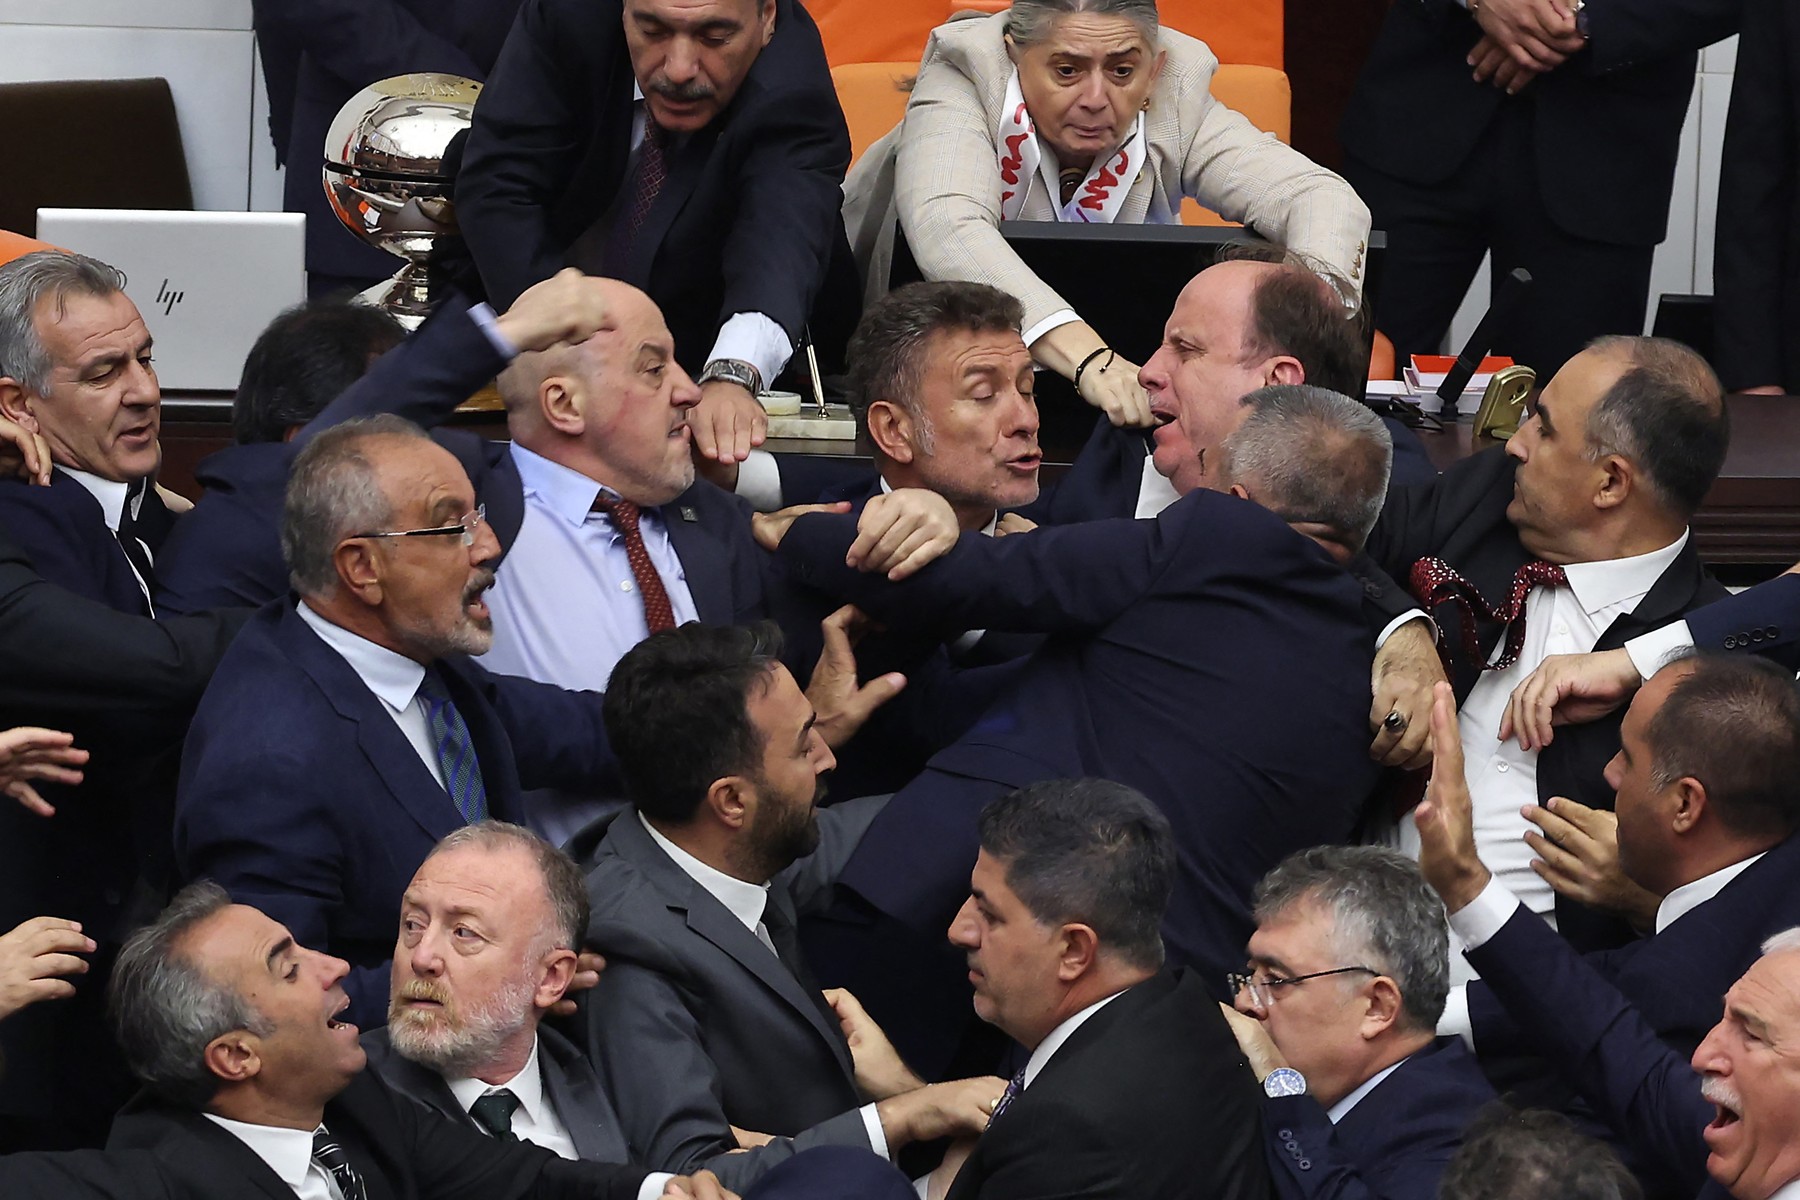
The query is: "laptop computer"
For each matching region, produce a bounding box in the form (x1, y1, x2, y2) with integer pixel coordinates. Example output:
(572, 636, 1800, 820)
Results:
(34, 208, 307, 392)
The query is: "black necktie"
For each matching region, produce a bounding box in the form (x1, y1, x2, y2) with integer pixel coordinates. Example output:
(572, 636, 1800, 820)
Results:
(761, 898, 840, 1030)
(470, 1089, 521, 1142)
(115, 481, 157, 614)
(311, 1124, 369, 1200)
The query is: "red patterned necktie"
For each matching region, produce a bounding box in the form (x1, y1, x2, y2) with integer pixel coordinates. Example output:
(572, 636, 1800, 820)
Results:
(606, 116, 666, 272)
(593, 495, 677, 634)
(1410, 557, 1570, 671)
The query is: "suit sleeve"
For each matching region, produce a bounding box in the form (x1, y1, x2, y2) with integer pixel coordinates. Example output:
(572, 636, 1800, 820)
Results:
(1580, 0, 1740, 74)
(455, 0, 592, 306)
(1263, 1095, 1444, 1200)
(1712, 0, 1794, 391)
(777, 793, 889, 916)
(250, 0, 488, 91)
(582, 959, 873, 1190)
(0, 1149, 176, 1200)
(471, 666, 622, 795)
(1461, 908, 1713, 1194)
(1685, 572, 1800, 669)
(962, 1092, 1157, 1199)
(389, 1073, 647, 1200)
(0, 532, 246, 719)
(778, 509, 1181, 636)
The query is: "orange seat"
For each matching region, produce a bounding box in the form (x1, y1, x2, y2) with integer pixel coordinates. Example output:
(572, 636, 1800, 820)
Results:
(1180, 65, 1291, 228)
(0, 229, 54, 267)
(1369, 330, 1397, 381)
(831, 62, 917, 167)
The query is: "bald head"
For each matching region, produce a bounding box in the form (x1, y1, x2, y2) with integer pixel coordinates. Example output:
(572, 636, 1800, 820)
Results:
(496, 280, 701, 505)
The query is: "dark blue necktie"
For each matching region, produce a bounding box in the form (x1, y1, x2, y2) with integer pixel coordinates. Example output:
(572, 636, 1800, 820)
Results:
(416, 670, 488, 823)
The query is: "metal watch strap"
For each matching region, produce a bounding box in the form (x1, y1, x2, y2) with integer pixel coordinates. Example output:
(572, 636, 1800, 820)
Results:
(698, 358, 764, 395)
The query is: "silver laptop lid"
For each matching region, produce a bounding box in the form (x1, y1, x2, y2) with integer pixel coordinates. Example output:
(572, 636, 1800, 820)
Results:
(33, 208, 307, 392)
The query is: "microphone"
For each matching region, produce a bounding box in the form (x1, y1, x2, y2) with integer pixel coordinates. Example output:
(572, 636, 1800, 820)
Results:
(1437, 268, 1533, 408)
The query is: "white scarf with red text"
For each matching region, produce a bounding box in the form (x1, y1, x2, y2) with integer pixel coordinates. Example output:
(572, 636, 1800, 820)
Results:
(996, 68, 1145, 224)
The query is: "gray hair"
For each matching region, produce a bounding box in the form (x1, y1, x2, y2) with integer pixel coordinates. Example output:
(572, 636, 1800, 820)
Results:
(1252, 846, 1451, 1032)
(425, 821, 590, 952)
(0, 250, 128, 393)
(1440, 1104, 1642, 1200)
(1216, 384, 1392, 554)
(108, 881, 274, 1110)
(1006, 0, 1159, 48)
(281, 414, 432, 597)
(845, 280, 1025, 459)
(977, 778, 1174, 972)
(1763, 927, 1800, 956)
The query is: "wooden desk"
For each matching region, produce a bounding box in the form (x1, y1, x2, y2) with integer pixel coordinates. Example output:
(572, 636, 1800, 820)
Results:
(1416, 394, 1800, 569)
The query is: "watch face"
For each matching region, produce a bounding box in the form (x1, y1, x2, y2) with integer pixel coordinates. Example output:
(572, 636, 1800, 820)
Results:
(1264, 1068, 1307, 1098)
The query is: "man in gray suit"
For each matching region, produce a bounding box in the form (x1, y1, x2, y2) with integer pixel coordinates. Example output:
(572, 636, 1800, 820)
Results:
(363, 822, 637, 1169)
(575, 622, 1007, 1192)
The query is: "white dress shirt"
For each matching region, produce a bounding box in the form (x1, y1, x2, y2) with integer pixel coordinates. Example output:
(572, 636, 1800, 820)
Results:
(1019, 989, 1127, 1090)
(63, 465, 156, 613)
(1395, 533, 1689, 983)
(482, 443, 701, 691)
(202, 1115, 341, 1200)
(639, 814, 891, 1159)
(1325, 1059, 1405, 1124)
(295, 600, 445, 790)
(447, 1037, 578, 1160)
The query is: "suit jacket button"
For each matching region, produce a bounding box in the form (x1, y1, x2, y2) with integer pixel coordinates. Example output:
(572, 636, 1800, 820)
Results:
(1753, 630, 1766, 642)
(1277, 1129, 1293, 1141)
(1769, 626, 1781, 637)
(1725, 635, 1738, 649)
(1285, 1140, 1300, 1152)
(1299, 1159, 1312, 1171)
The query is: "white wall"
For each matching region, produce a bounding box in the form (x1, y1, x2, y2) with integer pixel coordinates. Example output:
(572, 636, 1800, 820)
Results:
(1445, 38, 1739, 357)
(0, 0, 282, 214)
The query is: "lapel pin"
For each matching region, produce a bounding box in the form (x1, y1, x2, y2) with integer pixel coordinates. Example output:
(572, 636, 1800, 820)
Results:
(680, 506, 698, 523)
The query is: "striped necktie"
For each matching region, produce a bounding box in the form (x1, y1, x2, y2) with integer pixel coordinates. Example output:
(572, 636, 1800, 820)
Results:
(311, 1124, 369, 1200)
(416, 670, 489, 823)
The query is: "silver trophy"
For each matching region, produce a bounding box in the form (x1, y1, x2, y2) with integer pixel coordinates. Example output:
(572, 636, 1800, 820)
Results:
(323, 73, 482, 327)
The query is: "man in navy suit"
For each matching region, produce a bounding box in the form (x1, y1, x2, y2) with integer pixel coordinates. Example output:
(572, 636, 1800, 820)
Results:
(1224, 846, 1495, 1200)
(1413, 673, 1800, 1200)
(770, 384, 1391, 1072)
(174, 417, 621, 1030)
(456, 0, 855, 470)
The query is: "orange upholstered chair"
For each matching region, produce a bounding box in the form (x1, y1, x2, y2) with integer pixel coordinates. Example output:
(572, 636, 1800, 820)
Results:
(831, 62, 917, 167)
(1369, 330, 1397, 381)
(1180, 64, 1291, 228)
(0, 229, 54, 267)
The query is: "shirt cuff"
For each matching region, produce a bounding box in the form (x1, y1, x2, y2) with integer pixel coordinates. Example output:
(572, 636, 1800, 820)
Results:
(860, 1103, 891, 1160)
(636, 1173, 676, 1200)
(708, 313, 794, 388)
(1022, 308, 1081, 349)
(1438, 984, 1475, 1051)
(735, 449, 785, 512)
(1624, 620, 1695, 683)
(1446, 876, 1520, 951)
(467, 301, 519, 361)
(1375, 609, 1432, 651)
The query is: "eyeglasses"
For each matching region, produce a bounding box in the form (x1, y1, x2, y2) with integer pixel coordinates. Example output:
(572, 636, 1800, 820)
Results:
(351, 504, 487, 548)
(1226, 965, 1378, 1010)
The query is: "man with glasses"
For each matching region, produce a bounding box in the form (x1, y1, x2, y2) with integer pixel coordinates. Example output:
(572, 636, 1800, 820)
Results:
(1221, 846, 1495, 1200)
(175, 417, 623, 1031)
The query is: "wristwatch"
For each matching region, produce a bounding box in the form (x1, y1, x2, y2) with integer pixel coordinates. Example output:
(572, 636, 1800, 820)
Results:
(697, 358, 764, 397)
(1263, 1067, 1308, 1098)
(1569, 0, 1590, 38)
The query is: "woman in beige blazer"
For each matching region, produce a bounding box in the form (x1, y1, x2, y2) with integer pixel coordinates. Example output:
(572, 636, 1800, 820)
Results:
(843, 0, 1371, 428)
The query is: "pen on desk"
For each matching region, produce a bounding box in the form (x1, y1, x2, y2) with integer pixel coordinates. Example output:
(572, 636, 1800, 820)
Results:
(805, 340, 828, 417)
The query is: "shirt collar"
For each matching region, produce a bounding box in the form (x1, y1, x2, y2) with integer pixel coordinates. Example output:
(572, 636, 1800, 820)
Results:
(295, 599, 427, 715)
(1560, 530, 1689, 618)
(201, 1114, 317, 1189)
(1656, 851, 1767, 935)
(60, 466, 138, 533)
(638, 811, 770, 933)
(1021, 989, 1126, 1089)
(1771, 1178, 1800, 1200)
(1326, 1057, 1407, 1124)
(446, 1035, 549, 1128)
(875, 476, 1000, 537)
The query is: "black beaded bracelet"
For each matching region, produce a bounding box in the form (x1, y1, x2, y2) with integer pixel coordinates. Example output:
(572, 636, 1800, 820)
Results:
(1074, 346, 1115, 392)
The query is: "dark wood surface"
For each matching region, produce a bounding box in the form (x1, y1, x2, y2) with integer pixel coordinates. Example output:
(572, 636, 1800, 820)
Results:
(157, 393, 1800, 570)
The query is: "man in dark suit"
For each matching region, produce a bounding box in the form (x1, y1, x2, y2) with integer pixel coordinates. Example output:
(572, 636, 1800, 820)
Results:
(174, 419, 621, 1030)
(924, 778, 1267, 1199)
(1365, 335, 1730, 954)
(1714, 0, 1800, 395)
(1224, 846, 1495, 1200)
(456, 0, 853, 469)
(250, 0, 524, 296)
(1339, 0, 1739, 378)
(575, 623, 1006, 1192)
(364, 821, 632, 1162)
(772, 384, 1391, 1072)
(1411, 681, 1800, 1200)
(154, 271, 617, 616)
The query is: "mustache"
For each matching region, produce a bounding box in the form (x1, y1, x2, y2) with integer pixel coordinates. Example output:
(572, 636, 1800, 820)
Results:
(1700, 1074, 1740, 1111)
(649, 76, 716, 103)
(462, 569, 495, 606)
(393, 978, 453, 1009)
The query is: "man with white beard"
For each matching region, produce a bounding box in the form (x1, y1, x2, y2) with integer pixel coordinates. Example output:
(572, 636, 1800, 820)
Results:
(361, 822, 645, 1175)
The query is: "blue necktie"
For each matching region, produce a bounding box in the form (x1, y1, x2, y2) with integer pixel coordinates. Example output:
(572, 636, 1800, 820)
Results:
(989, 1067, 1027, 1121)
(416, 671, 488, 823)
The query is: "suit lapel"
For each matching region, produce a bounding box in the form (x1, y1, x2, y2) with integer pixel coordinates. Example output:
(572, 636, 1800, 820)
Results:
(661, 490, 733, 625)
(541, 1027, 626, 1162)
(629, 123, 719, 283)
(1594, 538, 1717, 651)
(277, 606, 464, 841)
